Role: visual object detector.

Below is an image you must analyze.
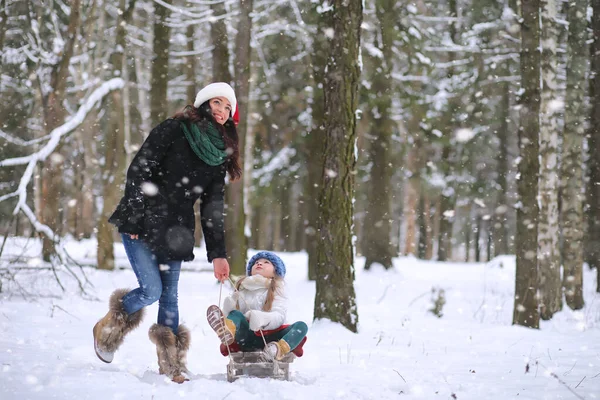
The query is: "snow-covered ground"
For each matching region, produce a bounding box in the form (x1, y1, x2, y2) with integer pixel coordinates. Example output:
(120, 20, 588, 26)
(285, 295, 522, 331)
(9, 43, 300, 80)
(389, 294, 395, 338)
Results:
(1, 237, 599, 399)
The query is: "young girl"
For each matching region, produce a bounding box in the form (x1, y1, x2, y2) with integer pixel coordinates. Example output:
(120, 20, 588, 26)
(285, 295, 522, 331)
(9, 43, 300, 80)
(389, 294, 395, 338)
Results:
(208, 251, 308, 361)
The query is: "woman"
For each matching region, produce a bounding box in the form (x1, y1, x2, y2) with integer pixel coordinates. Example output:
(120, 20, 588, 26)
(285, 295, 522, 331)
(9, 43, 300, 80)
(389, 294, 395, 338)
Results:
(93, 82, 241, 383)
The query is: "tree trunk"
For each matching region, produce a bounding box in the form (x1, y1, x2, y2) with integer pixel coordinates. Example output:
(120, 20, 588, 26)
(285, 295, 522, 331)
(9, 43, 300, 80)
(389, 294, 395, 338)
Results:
(186, 25, 197, 105)
(465, 213, 471, 263)
(417, 193, 427, 259)
(40, 0, 81, 261)
(98, 0, 134, 270)
(150, 0, 171, 127)
(493, 62, 511, 257)
(513, 0, 540, 329)
(424, 193, 434, 260)
(225, 0, 253, 275)
(185, 25, 203, 247)
(0, 0, 7, 53)
(589, 0, 600, 293)
(538, 0, 562, 320)
(561, 0, 587, 308)
(403, 134, 421, 256)
(272, 199, 282, 251)
(362, 0, 395, 270)
(437, 0, 459, 263)
(211, 1, 232, 83)
(475, 213, 482, 262)
(306, 2, 328, 280)
(438, 146, 455, 262)
(74, 121, 96, 239)
(313, 0, 362, 332)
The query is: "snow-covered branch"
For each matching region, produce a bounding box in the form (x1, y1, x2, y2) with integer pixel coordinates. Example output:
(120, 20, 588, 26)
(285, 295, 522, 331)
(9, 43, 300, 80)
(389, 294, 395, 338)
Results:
(253, 147, 297, 186)
(0, 77, 124, 241)
(0, 129, 50, 147)
(0, 78, 124, 169)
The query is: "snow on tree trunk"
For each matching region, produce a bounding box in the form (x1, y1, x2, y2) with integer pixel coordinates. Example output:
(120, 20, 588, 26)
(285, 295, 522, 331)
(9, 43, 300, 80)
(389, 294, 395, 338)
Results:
(561, 0, 587, 308)
(150, 0, 171, 127)
(538, 0, 562, 320)
(513, 0, 540, 329)
(313, 0, 362, 333)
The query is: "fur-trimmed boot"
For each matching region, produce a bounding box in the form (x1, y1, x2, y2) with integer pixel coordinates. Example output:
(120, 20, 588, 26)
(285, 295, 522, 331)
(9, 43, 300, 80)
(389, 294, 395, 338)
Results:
(149, 324, 191, 384)
(93, 289, 145, 363)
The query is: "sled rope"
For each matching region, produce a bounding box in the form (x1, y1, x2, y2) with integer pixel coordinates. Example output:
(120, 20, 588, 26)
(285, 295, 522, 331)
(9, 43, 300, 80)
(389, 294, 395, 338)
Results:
(258, 328, 280, 374)
(218, 281, 234, 365)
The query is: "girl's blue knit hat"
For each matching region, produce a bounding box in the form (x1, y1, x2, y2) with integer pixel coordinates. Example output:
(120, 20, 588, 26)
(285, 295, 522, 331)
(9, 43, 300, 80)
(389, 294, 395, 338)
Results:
(246, 251, 286, 277)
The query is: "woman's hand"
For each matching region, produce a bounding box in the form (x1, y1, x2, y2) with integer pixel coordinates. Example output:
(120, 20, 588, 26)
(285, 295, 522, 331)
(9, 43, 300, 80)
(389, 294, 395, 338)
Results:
(213, 258, 230, 282)
(128, 234, 139, 239)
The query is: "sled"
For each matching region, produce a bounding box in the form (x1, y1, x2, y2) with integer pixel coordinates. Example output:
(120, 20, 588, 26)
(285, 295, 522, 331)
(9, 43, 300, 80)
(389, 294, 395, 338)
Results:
(208, 305, 307, 382)
(220, 336, 307, 382)
(226, 350, 296, 382)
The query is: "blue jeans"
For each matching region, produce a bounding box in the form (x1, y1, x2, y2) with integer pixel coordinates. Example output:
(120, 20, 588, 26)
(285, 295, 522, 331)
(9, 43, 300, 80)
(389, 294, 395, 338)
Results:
(120, 234, 182, 333)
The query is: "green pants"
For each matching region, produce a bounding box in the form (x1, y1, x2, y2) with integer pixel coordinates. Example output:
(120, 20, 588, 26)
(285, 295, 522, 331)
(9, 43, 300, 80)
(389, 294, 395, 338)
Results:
(226, 310, 308, 351)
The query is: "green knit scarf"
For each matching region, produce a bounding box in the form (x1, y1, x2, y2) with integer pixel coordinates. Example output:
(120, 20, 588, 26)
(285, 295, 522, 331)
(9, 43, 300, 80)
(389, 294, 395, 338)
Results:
(180, 121, 228, 166)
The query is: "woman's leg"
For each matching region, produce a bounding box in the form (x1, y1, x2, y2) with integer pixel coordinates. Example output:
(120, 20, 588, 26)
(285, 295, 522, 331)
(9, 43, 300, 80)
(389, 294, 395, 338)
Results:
(157, 260, 182, 333)
(120, 234, 163, 314)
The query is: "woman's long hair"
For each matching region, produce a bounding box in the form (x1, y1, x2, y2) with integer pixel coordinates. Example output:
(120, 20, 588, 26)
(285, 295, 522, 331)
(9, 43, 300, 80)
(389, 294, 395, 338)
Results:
(235, 276, 284, 312)
(173, 102, 242, 181)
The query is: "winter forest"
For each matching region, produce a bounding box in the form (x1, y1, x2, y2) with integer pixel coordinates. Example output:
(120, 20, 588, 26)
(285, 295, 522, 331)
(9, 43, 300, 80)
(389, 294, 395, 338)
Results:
(1, 0, 600, 398)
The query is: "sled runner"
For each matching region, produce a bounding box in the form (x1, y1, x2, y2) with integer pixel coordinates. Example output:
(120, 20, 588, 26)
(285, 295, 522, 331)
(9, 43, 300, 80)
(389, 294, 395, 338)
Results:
(225, 350, 296, 382)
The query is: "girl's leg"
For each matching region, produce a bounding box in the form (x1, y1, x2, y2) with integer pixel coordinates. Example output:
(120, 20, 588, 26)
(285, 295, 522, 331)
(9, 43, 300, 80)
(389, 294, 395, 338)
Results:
(120, 234, 163, 314)
(157, 260, 182, 333)
(266, 321, 308, 351)
(226, 310, 264, 350)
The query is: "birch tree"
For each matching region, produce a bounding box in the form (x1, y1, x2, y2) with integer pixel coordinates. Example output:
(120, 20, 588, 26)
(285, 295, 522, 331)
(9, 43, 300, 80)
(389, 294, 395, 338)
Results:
(538, 0, 561, 320)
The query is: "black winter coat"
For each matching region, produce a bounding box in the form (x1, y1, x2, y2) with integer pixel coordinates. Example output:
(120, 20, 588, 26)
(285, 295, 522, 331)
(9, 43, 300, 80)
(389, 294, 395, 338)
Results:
(108, 118, 227, 262)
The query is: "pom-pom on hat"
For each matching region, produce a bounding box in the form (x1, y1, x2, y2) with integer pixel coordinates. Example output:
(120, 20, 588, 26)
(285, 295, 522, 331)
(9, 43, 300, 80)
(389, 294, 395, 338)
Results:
(193, 82, 237, 118)
(246, 251, 286, 277)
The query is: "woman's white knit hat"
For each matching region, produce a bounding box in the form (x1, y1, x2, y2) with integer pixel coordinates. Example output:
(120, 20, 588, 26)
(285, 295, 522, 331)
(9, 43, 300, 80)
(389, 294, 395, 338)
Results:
(193, 82, 237, 117)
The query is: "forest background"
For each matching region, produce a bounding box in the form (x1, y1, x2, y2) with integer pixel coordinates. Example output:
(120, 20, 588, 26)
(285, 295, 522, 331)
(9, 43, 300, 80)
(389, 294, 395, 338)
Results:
(0, 0, 598, 330)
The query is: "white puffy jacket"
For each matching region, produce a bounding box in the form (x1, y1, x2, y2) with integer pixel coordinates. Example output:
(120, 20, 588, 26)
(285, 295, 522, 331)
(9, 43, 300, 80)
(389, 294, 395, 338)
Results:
(222, 275, 287, 331)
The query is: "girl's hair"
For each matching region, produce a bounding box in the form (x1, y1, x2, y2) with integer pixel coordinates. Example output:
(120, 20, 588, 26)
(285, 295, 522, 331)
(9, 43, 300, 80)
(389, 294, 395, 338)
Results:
(172, 103, 242, 181)
(235, 276, 284, 312)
